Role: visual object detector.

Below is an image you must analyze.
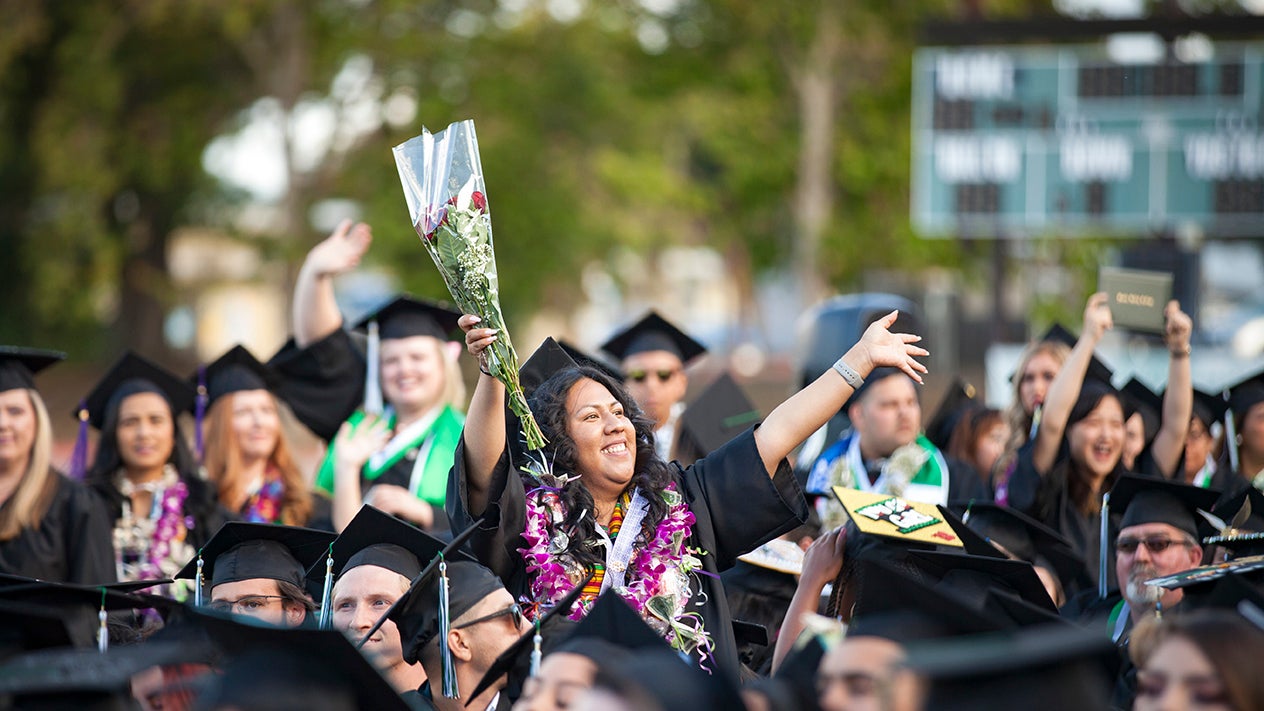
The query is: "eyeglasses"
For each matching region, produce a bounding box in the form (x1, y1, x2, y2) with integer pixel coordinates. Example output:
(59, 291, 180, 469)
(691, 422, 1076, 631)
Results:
(1116, 537, 1190, 554)
(627, 369, 679, 384)
(453, 602, 524, 631)
(208, 594, 286, 614)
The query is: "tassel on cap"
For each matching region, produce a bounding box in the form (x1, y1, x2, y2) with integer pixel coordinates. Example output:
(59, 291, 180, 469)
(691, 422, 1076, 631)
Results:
(364, 321, 383, 416)
(69, 401, 90, 480)
(194, 551, 205, 607)
(528, 619, 543, 677)
(438, 556, 459, 699)
(195, 366, 208, 462)
(318, 545, 335, 630)
(1099, 492, 1110, 600)
(97, 589, 108, 653)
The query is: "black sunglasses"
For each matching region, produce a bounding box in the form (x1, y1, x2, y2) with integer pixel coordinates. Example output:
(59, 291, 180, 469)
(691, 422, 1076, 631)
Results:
(453, 602, 524, 631)
(627, 368, 679, 384)
(1116, 537, 1188, 554)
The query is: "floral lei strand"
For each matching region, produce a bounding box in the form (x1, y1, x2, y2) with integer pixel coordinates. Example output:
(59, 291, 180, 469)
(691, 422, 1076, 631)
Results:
(519, 477, 716, 668)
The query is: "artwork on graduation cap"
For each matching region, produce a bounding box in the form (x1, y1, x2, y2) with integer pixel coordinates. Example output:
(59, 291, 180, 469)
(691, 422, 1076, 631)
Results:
(392, 119, 545, 451)
(1145, 554, 1264, 591)
(831, 487, 963, 547)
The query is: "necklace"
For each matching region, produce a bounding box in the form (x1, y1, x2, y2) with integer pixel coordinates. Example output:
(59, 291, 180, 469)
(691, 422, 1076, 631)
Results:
(113, 465, 195, 600)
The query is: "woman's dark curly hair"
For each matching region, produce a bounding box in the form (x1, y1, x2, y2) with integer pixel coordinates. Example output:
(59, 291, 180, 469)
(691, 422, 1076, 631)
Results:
(526, 366, 675, 571)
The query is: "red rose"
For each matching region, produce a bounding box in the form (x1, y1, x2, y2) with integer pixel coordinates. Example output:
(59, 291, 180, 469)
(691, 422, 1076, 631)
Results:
(471, 191, 487, 211)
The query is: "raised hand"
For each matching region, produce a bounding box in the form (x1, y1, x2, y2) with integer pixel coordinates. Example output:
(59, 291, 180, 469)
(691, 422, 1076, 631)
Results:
(1083, 291, 1113, 341)
(333, 415, 391, 477)
(458, 313, 499, 373)
(1163, 300, 1192, 355)
(851, 310, 930, 384)
(305, 219, 372, 278)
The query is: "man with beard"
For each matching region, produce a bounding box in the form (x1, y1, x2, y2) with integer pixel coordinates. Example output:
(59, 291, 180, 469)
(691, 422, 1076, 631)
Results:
(1106, 475, 1220, 708)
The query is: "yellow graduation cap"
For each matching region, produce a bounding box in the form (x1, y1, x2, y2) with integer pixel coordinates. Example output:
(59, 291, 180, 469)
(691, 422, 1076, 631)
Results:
(831, 487, 963, 548)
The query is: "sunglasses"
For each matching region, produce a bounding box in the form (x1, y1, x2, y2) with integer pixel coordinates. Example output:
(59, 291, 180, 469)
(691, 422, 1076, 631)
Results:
(453, 602, 524, 631)
(627, 369, 679, 384)
(1116, 537, 1188, 554)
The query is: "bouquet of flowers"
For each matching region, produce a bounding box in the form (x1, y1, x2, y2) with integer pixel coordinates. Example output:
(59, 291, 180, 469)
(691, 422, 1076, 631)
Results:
(393, 120, 546, 450)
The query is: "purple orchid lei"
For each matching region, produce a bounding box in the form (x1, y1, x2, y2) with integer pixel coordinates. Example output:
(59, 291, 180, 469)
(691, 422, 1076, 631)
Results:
(114, 467, 195, 601)
(519, 480, 716, 666)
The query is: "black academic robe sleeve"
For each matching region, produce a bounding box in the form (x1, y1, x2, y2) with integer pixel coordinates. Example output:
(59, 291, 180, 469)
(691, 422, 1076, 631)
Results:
(268, 328, 365, 442)
(0, 473, 117, 585)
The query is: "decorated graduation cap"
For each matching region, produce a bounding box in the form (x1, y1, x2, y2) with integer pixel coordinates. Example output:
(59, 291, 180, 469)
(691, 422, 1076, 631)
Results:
(306, 505, 444, 629)
(675, 372, 762, 462)
(600, 310, 707, 365)
(466, 572, 594, 703)
(1110, 475, 1221, 540)
(174, 522, 336, 607)
(351, 294, 462, 416)
(71, 351, 197, 479)
(1202, 486, 1264, 559)
(847, 558, 1004, 643)
(955, 501, 1089, 597)
(907, 622, 1116, 711)
(925, 378, 979, 451)
(1144, 554, 1264, 610)
(1120, 377, 1162, 445)
(189, 607, 410, 711)
(1191, 387, 1230, 430)
(0, 346, 63, 394)
(1228, 368, 1264, 419)
(831, 487, 964, 550)
(737, 537, 805, 576)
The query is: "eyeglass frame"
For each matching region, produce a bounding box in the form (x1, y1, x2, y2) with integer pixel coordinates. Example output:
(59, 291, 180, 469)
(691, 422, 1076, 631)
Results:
(207, 594, 288, 614)
(452, 602, 525, 631)
(1115, 536, 1195, 555)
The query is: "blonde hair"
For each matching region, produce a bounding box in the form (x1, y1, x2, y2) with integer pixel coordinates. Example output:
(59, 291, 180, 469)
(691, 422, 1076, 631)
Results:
(1002, 340, 1072, 459)
(382, 336, 467, 414)
(0, 389, 58, 541)
(202, 392, 312, 526)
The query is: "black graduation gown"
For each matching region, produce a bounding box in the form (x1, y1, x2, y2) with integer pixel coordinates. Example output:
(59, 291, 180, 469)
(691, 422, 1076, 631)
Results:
(402, 682, 510, 711)
(1008, 443, 1116, 594)
(446, 427, 810, 679)
(0, 472, 116, 584)
(268, 328, 366, 443)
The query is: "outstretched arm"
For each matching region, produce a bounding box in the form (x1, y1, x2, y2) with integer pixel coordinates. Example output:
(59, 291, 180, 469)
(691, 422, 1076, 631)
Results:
(1150, 301, 1193, 477)
(293, 220, 372, 347)
(771, 527, 845, 673)
(1032, 292, 1112, 474)
(458, 314, 507, 516)
(754, 311, 928, 477)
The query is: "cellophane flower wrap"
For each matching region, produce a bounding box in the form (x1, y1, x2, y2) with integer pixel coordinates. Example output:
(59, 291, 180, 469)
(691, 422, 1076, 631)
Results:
(393, 119, 546, 450)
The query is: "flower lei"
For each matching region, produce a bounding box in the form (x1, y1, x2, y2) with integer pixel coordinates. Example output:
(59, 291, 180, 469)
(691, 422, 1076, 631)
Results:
(114, 465, 196, 600)
(241, 468, 285, 524)
(519, 476, 716, 667)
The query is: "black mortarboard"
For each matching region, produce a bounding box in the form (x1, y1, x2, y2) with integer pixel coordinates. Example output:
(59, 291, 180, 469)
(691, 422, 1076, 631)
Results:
(956, 502, 1090, 596)
(938, 505, 1010, 559)
(563, 591, 669, 653)
(198, 344, 275, 408)
(520, 337, 579, 396)
(1205, 486, 1264, 557)
(174, 522, 336, 594)
(903, 550, 1058, 618)
(0, 346, 63, 393)
(1191, 388, 1230, 429)
(190, 608, 410, 711)
(674, 373, 761, 460)
(1066, 376, 1124, 430)
(389, 557, 498, 664)
(1230, 370, 1264, 421)
(465, 573, 593, 702)
(1121, 377, 1162, 444)
(925, 378, 978, 451)
(1039, 323, 1115, 386)
(600, 311, 706, 364)
(592, 648, 745, 711)
(351, 294, 462, 342)
(558, 339, 625, 382)
(0, 600, 75, 660)
(1111, 475, 1221, 539)
(0, 581, 179, 651)
(907, 623, 1116, 711)
(848, 559, 1004, 643)
(844, 366, 911, 410)
(80, 351, 197, 430)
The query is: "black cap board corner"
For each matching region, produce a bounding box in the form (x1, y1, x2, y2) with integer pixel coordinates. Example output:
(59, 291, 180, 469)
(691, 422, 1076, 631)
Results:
(0, 346, 65, 394)
(600, 311, 706, 364)
(80, 351, 197, 430)
(352, 295, 462, 342)
(520, 337, 580, 397)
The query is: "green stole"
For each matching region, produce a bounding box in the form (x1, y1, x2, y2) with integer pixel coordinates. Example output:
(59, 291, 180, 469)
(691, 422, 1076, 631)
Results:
(315, 405, 465, 507)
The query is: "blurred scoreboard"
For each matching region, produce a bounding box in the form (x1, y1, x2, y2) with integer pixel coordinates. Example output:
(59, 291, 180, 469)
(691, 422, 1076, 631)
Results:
(911, 43, 1264, 237)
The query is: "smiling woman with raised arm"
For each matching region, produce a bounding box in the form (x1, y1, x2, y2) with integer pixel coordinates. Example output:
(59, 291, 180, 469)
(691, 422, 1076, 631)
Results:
(446, 310, 928, 678)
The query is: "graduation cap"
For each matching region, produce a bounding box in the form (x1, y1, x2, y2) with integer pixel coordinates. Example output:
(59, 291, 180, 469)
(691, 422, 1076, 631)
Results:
(465, 573, 594, 703)
(1143, 554, 1264, 604)
(1120, 377, 1162, 445)
(189, 607, 411, 711)
(558, 339, 625, 382)
(925, 378, 979, 451)
(1203, 486, 1264, 558)
(674, 373, 762, 462)
(0, 600, 76, 661)
(306, 505, 444, 628)
(600, 310, 707, 365)
(590, 648, 745, 711)
(955, 502, 1090, 598)
(197, 345, 276, 408)
(0, 580, 179, 652)
(1228, 368, 1264, 420)
(903, 550, 1059, 620)
(1162, 564, 1264, 613)
(831, 487, 965, 550)
(847, 558, 1005, 643)
(1110, 475, 1222, 540)
(1038, 323, 1114, 386)
(520, 337, 580, 397)
(0, 346, 63, 393)
(351, 295, 462, 416)
(736, 537, 805, 576)
(1191, 387, 1230, 430)
(906, 622, 1116, 711)
(173, 522, 336, 606)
